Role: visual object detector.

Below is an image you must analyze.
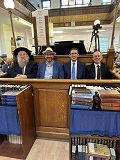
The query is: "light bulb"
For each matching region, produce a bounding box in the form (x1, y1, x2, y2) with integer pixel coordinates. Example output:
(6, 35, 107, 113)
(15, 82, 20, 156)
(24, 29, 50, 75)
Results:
(94, 20, 100, 25)
(4, 0, 15, 9)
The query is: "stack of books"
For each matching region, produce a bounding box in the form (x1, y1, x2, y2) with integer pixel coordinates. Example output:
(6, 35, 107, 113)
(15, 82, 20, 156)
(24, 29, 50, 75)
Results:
(98, 90, 120, 111)
(71, 142, 116, 160)
(0, 86, 27, 145)
(71, 85, 93, 110)
(87, 142, 110, 160)
(1, 91, 19, 106)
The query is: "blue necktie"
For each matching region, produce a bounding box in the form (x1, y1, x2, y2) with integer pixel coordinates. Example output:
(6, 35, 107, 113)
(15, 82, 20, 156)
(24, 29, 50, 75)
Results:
(72, 63, 75, 79)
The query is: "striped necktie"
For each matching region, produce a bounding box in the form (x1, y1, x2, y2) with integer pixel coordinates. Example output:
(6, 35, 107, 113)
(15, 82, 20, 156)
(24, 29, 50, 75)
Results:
(72, 63, 75, 79)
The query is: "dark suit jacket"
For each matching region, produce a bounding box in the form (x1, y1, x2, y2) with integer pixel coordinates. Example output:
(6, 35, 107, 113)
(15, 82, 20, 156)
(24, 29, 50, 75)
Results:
(85, 62, 110, 79)
(63, 60, 86, 79)
(1, 60, 6, 66)
(37, 60, 64, 79)
(2, 64, 8, 73)
(7, 59, 38, 78)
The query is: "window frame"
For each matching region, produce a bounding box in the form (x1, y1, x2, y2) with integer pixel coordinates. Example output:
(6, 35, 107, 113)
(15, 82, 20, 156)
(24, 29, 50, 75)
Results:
(100, 37, 109, 53)
(60, 0, 91, 8)
(41, 0, 51, 9)
(101, 0, 113, 5)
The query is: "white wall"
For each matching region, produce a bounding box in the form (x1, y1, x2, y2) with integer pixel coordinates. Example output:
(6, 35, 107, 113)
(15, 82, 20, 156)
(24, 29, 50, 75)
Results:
(0, 24, 13, 57)
(0, 23, 34, 57)
(51, 29, 120, 52)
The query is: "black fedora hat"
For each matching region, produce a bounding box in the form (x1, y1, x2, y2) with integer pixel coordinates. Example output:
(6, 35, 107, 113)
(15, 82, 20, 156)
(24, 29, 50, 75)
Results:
(13, 47, 32, 57)
(1, 54, 7, 58)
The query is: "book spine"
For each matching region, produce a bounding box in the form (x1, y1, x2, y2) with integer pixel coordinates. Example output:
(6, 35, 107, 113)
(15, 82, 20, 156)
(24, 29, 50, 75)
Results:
(72, 145, 76, 160)
(109, 148, 116, 160)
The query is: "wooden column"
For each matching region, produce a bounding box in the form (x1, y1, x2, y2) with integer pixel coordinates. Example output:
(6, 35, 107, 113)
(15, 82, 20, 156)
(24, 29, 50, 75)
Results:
(45, 16, 50, 47)
(116, 140, 120, 160)
(107, 48, 114, 69)
(32, 17, 38, 55)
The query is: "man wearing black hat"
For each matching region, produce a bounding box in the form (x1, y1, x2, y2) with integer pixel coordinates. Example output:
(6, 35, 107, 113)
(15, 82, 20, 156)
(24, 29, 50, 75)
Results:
(7, 47, 38, 78)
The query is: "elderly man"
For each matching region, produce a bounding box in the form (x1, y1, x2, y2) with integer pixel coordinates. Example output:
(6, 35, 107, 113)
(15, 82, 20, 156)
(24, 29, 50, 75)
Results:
(37, 47, 64, 79)
(85, 50, 110, 79)
(7, 47, 38, 78)
(63, 48, 86, 79)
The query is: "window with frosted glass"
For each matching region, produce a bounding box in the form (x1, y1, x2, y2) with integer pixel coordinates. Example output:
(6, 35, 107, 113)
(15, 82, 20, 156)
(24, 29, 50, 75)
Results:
(61, 0, 91, 8)
(69, 0, 75, 6)
(62, 0, 68, 5)
(84, 0, 91, 4)
(102, 0, 112, 5)
(76, 0, 82, 4)
(42, 0, 50, 9)
(100, 37, 109, 52)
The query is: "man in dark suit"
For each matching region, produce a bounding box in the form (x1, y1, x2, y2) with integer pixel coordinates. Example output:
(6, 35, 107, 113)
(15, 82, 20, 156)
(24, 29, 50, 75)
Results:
(2, 58, 13, 73)
(0, 54, 7, 66)
(85, 50, 110, 79)
(37, 47, 64, 79)
(63, 48, 86, 79)
(7, 47, 38, 78)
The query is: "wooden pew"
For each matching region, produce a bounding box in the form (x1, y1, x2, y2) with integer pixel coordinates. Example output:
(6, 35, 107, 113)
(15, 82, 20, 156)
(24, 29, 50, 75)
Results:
(0, 79, 119, 140)
(0, 79, 120, 159)
(34, 54, 108, 65)
(0, 73, 7, 78)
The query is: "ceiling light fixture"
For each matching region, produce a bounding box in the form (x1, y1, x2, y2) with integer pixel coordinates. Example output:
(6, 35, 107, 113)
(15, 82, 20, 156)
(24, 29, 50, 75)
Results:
(18, 18, 32, 27)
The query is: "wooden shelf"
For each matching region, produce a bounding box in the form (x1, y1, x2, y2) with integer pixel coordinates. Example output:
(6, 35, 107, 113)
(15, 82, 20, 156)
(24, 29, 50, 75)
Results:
(0, 86, 36, 159)
(70, 134, 120, 141)
(70, 84, 120, 160)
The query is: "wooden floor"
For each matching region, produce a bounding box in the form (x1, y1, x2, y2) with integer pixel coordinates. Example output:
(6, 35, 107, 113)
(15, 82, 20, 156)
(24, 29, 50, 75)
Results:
(0, 138, 69, 160)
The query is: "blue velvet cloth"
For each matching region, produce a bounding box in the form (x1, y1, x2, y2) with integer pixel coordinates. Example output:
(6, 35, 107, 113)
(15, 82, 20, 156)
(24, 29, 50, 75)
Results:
(0, 106, 21, 136)
(70, 109, 120, 137)
(71, 104, 92, 110)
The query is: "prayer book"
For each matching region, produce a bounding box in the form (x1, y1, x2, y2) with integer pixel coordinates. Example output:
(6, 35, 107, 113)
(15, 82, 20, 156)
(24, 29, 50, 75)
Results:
(87, 143, 110, 159)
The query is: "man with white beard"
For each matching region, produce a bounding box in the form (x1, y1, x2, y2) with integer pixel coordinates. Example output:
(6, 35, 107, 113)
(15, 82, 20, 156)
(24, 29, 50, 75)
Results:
(7, 47, 38, 78)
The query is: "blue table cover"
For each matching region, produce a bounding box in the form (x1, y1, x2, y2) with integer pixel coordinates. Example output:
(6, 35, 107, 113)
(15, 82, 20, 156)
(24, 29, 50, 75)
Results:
(0, 106, 21, 136)
(70, 109, 120, 137)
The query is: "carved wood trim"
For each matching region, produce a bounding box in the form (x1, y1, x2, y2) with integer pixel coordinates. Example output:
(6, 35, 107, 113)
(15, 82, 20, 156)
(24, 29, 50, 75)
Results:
(49, 4, 115, 27)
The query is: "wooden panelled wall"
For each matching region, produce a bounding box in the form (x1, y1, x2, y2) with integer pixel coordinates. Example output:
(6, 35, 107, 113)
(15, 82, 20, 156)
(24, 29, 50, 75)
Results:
(48, 4, 115, 27)
(34, 54, 107, 65)
(34, 48, 114, 69)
